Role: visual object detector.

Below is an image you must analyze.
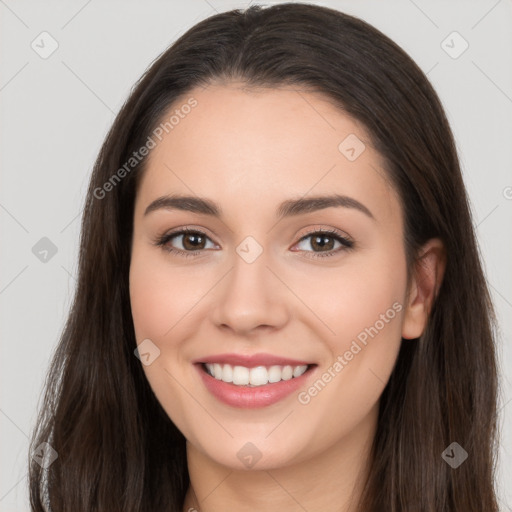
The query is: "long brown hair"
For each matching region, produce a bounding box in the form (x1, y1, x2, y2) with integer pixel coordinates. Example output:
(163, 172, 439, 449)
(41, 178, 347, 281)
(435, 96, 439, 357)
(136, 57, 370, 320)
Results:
(28, 3, 500, 511)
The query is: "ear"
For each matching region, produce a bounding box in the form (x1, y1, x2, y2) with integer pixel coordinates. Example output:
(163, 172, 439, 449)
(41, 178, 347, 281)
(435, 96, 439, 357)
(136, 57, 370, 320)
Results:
(401, 238, 446, 340)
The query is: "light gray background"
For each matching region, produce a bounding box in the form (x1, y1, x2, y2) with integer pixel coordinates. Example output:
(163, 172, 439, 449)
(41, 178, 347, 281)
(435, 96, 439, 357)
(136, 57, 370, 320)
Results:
(1, 0, 511, 510)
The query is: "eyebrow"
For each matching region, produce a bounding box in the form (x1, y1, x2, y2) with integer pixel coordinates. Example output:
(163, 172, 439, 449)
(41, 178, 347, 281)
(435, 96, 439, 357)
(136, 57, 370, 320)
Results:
(144, 193, 374, 220)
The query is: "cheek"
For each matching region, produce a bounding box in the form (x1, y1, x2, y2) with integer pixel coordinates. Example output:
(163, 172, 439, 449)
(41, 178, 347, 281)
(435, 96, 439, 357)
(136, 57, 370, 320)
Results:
(291, 246, 407, 406)
(293, 251, 407, 352)
(286, 266, 406, 455)
(300, 250, 406, 406)
(128, 249, 204, 431)
(129, 257, 170, 342)
(129, 247, 208, 342)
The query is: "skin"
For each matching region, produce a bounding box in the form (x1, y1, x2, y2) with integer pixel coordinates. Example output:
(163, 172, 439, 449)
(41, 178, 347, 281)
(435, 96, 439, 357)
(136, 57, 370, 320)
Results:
(129, 83, 445, 512)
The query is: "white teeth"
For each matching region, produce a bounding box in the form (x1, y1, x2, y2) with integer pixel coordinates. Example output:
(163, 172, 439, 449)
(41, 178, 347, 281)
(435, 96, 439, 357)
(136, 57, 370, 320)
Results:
(281, 365, 293, 380)
(268, 365, 282, 383)
(293, 365, 307, 377)
(213, 363, 223, 380)
(232, 366, 250, 385)
(204, 363, 309, 386)
(249, 366, 268, 386)
(222, 363, 233, 382)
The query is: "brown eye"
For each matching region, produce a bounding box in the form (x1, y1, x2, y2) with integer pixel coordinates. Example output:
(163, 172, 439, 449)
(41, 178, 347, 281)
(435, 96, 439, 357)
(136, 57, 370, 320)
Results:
(294, 230, 354, 259)
(181, 232, 207, 250)
(309, 233, 336, 251)
(156, 228, 216, 256)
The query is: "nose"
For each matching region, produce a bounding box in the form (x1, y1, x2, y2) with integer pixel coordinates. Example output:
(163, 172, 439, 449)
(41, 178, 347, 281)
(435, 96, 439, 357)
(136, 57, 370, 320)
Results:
(210, 247, 290, 337)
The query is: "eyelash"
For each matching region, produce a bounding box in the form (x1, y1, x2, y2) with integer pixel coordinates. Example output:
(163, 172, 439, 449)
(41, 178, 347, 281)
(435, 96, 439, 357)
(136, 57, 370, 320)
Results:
(154, 227, 354, 260)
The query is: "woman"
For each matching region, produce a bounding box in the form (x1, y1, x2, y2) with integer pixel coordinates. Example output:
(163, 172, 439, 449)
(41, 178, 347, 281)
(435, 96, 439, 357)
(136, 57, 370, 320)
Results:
(29, 3, 500, 511)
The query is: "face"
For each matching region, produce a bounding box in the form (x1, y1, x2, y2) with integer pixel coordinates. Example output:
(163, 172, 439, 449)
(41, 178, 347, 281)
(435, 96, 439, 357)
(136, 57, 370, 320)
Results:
(129, 83, 410, 471)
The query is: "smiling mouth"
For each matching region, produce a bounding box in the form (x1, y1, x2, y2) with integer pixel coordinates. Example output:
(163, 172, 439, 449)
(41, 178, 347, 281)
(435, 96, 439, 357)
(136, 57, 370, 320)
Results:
(200, 362, 316, 387)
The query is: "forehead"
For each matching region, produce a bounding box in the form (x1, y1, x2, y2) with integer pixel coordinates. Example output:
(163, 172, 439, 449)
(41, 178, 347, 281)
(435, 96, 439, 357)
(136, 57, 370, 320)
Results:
(136, 83, 399, 222)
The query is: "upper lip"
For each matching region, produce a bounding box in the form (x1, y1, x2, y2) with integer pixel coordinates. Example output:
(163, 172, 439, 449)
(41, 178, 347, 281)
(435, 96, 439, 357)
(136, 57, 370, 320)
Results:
(193, 353, 314, 368)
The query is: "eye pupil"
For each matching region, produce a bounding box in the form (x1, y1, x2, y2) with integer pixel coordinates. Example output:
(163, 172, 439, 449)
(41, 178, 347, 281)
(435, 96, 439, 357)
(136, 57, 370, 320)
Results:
(311, 234, 334, 251)
(183, 233, 205, 250)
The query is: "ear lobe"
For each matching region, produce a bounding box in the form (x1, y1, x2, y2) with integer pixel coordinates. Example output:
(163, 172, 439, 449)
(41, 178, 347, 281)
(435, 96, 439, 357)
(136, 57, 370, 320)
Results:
(401, 238, 446, 340)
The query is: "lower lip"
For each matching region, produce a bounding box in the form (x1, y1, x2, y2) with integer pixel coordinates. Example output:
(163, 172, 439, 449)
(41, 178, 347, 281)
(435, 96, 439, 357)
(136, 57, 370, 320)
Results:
(196, 364, 316, 409)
